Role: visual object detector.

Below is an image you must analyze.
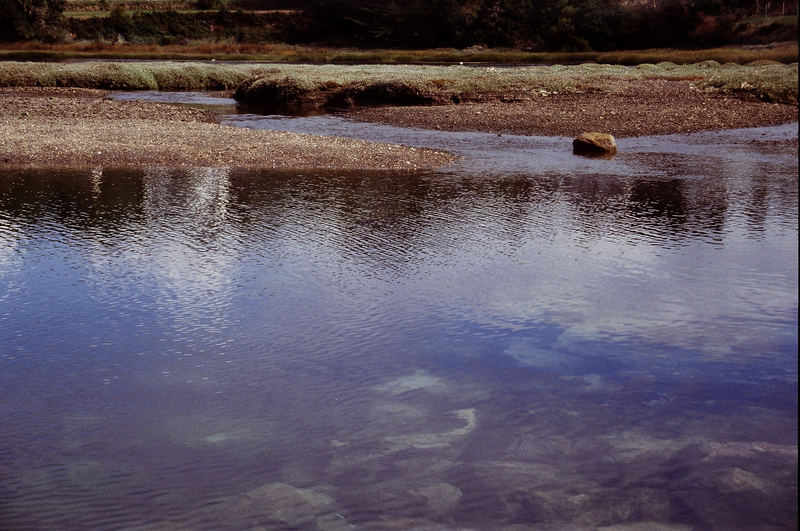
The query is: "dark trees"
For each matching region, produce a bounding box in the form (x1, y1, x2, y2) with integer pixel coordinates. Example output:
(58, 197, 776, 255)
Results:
(300, 0, 768, 50)
(0, 0, 66, 41)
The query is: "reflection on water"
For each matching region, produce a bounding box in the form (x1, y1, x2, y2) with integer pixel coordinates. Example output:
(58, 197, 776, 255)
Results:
(110, 90, 239, 114)
(0, 129, 797, 529)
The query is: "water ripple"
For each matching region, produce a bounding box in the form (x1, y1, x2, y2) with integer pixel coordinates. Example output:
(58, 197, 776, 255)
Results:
(0, 118, 797, 529)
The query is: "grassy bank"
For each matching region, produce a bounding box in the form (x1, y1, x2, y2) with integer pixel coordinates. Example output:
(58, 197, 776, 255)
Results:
(0, 42, 797, 65)
(0, 61, 258, 90)
(0, 60, 796, 105)
(63, 9, 217, 18)
(64, 0, 197, 10)
(232, 61, 799, 107)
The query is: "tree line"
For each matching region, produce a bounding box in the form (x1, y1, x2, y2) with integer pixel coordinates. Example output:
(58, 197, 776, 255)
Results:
(298, 0, 797, 50)
(1, 0, 797, 49)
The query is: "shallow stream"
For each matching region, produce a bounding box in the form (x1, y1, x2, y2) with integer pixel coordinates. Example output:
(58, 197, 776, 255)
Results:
(0, 92, 797, 529)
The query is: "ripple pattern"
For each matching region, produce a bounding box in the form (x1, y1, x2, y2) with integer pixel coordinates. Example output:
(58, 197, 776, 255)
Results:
(0, 122, 797, 528)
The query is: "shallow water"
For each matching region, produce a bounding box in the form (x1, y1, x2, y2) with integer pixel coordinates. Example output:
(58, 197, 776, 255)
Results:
(1, 98, 798, 529)
(110, 90, 239, 113)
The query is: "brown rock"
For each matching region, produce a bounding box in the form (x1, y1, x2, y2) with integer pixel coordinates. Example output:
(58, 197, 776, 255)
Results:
(573, 132, 617, 156)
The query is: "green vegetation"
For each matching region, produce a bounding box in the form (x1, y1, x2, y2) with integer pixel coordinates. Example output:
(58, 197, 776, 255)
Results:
(698, 61, 800, 103)
(1, 60, 796, 104)
(0, 60, 259, 90)
(232, 61, 800, 105)
(741, 15, 798, 25)
(63, 9, 217, 18)
(62, 7, 294, 45)
(3, 0, 798, 54)
(1, 0, 68, 42)
(1, 42, 796, 65)
(292, 0, 799, 50)
(592, 44, 798, 65)
(64, 0, 198, 10)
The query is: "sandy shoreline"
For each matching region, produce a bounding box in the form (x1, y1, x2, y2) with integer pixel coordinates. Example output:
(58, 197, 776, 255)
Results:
(0, 88, 455, 170)
(1, 81, 797, 170)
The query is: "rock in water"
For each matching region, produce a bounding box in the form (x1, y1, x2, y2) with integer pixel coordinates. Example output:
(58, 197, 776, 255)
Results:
(573, 132, 617, 156)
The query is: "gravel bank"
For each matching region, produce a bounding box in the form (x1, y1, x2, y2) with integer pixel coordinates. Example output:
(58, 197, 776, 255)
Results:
(1, 80, 796, 171)
(349, 79, 798, 137)
(0, 88, 455, 170)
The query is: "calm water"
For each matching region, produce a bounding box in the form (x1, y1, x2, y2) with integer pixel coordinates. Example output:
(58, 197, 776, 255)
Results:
(0, 103, 797, 529)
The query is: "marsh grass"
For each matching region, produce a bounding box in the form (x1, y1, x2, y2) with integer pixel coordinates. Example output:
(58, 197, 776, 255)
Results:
(0, 42, 796, 65)
(595, 46, 799, 66)
(0, 61, 267, 90)
(1, 60, 796, 104)
(64, 0, 196, 10)
(741, 15, 798, 25)
(696, 63, 800, 103)
(225, 62, 800, 106)
(63, 9, 215, 18)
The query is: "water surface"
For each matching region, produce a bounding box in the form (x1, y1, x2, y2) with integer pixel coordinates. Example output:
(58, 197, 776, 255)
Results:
(0, 111, 797, 529)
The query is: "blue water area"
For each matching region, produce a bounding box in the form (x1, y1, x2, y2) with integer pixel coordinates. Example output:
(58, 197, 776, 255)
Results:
(0, 115, 797, 529)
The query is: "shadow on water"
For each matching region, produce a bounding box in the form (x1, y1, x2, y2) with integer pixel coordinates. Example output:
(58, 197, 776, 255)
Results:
(1, 96, 798, 529)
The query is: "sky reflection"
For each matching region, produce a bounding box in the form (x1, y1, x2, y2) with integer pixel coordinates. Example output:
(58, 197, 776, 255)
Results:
(0, 127, 797, 529)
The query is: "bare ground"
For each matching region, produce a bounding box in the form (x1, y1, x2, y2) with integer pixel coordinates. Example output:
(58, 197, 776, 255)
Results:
(1, 80, 797, 171)
(0, 88, 455, 170)
(349, 79, 798, 137)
